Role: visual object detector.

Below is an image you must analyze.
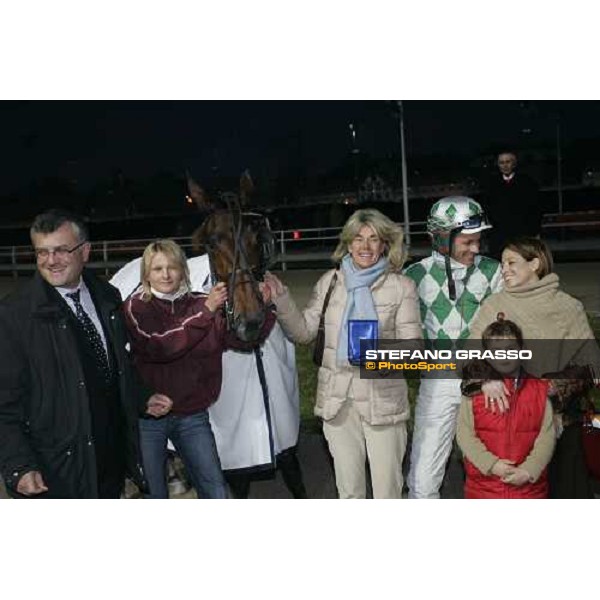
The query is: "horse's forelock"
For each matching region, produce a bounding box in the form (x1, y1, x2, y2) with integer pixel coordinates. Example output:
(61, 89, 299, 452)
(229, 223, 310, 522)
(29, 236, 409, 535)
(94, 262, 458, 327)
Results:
(191, 209, 270, 342)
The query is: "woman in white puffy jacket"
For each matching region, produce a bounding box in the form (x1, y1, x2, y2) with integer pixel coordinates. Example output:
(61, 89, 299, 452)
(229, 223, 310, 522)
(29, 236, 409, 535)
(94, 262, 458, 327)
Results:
(264, 209, 422, 499)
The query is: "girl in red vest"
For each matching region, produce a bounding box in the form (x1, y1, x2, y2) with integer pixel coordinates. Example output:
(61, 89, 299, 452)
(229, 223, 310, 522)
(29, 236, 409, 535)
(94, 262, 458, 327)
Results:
(457, 316, 556, 499)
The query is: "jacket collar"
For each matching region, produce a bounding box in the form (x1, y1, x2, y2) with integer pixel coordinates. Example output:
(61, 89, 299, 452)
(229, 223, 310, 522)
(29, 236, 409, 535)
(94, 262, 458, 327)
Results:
(81, 269, 121, 329)
(504, 273, 560, 299)
(28, 269, 120, 319)
(28, 272, 68, 319)
(150, 284, 189, 301)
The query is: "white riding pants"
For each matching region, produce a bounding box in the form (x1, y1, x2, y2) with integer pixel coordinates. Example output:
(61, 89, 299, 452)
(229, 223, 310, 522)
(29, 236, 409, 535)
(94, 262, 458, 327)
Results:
(408, 377, 461, 499)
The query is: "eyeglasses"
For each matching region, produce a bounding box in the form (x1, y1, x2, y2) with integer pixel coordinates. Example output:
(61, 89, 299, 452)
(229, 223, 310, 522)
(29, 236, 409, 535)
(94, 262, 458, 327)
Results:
(33, 241, 87, 260)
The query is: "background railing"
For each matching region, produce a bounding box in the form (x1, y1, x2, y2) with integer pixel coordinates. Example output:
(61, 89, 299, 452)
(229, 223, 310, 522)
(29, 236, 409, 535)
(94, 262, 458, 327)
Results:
(2, 214, 600, 277)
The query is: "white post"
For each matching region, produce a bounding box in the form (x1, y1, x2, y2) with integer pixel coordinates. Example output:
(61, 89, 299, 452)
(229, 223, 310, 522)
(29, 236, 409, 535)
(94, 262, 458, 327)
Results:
(349, 122, 359, 192)
(11, 245, 17, 279)
(103, 241, 109, 277)
(279, 230, 287, 272)
(397, 101, 411, 249)
(556, 119, 563, 214)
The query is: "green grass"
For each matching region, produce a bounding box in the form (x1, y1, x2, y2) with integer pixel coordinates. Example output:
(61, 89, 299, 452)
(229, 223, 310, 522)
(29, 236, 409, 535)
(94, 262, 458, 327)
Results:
(295, 345, 321, 432)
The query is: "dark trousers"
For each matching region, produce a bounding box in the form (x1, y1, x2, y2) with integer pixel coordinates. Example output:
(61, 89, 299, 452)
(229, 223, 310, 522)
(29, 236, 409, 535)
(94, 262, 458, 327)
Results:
(98, 472, 125, 499)
(549, 423, 593, 499)
(226, 445, 307, 499)
(96, 450, 126, 499)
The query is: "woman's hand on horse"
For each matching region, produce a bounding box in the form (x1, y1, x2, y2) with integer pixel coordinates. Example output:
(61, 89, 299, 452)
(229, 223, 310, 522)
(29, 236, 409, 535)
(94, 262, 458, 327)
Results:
(263, 272, 285, 298)
(259, 282, 272, 305)
(206, 282, 228, 312)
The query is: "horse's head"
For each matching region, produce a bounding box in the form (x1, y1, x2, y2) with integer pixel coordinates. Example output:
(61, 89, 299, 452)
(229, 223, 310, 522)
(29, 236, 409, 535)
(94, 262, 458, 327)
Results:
(188, 174, 275, 343)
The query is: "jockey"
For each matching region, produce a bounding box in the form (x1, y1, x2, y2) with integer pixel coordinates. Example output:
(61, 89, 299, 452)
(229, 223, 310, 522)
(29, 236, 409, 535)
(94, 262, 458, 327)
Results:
(404, 197, 503, 499)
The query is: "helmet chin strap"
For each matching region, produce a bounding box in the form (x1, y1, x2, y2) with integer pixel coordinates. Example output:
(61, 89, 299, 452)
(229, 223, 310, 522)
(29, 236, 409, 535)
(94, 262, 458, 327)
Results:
(445, 255, 456, 301)
(446, 229, 459, 301)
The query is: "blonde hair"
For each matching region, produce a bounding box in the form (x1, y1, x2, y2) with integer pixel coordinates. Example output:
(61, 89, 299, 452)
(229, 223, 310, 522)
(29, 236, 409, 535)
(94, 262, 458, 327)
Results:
(140, 239, 191, 301)
(332, 208, 406, 271)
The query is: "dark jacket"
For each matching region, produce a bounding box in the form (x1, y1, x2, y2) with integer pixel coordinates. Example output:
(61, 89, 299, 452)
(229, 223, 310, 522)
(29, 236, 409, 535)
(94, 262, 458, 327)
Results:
(0, 269, 152, 498)
(123, 289, 276, 416)
(482, 171, 542, 257)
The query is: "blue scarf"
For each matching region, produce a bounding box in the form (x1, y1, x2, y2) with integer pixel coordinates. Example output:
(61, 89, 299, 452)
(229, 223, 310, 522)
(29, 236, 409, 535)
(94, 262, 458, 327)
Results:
(336, 254, 388, 366)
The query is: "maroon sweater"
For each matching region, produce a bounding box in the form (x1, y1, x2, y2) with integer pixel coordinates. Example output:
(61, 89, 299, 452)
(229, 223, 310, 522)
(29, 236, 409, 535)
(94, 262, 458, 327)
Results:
(123, 290, 275, 416)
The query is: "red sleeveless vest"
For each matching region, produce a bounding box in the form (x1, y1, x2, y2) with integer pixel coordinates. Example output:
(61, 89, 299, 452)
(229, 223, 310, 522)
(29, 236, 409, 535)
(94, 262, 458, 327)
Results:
(465, 377, 549, 499)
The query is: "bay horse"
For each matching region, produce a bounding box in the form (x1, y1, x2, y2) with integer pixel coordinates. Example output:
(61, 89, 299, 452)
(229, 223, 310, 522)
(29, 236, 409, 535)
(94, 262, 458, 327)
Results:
(111, 172, 304, 498)
(185, 174, 305, 498)
(187, 174, 275, 343)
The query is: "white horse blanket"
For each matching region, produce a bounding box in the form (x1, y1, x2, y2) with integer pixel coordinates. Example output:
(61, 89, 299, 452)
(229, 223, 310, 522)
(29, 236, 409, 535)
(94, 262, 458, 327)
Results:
(110, 255, 300, 471)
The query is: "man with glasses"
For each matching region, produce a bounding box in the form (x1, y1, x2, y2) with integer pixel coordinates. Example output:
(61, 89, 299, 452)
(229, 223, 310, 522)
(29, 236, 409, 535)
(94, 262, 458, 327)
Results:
(404, 197, 503, 498)
(0, 209, 172, 498)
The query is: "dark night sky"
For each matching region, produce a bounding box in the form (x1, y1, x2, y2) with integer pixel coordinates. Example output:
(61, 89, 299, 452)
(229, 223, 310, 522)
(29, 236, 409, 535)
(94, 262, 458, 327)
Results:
(2, 100, 600, 195)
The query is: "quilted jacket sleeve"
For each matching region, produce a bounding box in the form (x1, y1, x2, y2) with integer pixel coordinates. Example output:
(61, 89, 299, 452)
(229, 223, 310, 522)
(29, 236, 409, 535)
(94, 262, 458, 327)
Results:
(273, 271, 336, 345)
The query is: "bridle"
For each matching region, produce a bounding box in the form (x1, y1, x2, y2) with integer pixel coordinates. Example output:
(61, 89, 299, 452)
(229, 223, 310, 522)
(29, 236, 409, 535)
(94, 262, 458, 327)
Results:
(205, 194, 275, 333)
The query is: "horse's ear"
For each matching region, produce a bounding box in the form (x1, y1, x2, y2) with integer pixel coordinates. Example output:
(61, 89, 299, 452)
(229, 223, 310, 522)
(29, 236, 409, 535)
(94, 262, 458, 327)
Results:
(191, 221, 209, 256)
(239, 169, 254, 207)
(186, 172, 213, 210)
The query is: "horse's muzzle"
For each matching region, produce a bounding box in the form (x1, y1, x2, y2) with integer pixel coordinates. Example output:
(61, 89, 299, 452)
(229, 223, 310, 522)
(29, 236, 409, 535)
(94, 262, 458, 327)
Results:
(232, 312, 266, 344)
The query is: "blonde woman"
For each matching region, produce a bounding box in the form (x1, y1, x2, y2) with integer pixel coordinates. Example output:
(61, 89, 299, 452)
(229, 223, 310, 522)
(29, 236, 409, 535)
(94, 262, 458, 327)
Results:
(123, 239, 274, 498)
(264, 209, 422, 498)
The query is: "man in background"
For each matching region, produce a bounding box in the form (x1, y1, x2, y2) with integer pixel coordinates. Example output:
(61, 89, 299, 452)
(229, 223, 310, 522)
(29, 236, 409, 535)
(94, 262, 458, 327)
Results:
(483, 151, 542, 258)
